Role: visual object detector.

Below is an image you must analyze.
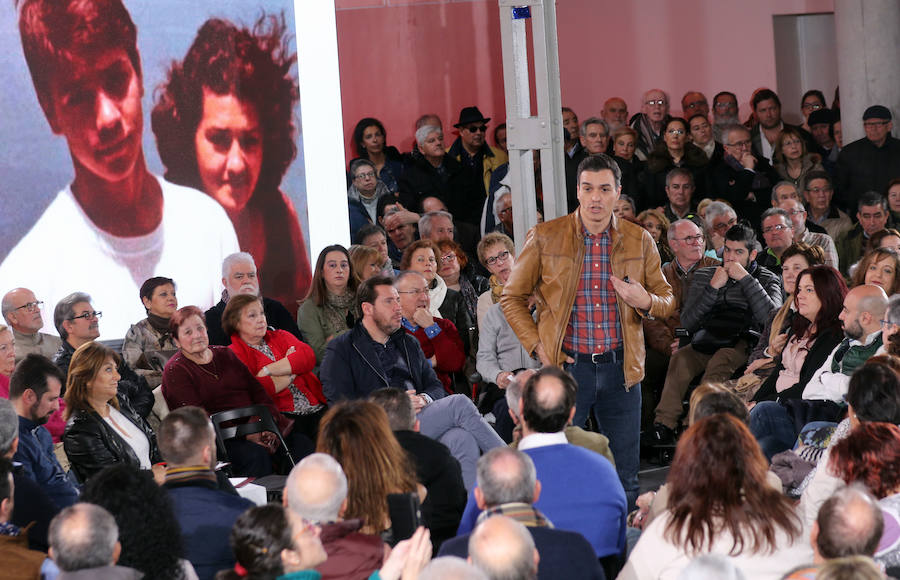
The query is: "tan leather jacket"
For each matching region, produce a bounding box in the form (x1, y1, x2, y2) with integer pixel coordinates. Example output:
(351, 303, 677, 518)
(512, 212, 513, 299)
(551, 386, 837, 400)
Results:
(500, 210, 674, 387)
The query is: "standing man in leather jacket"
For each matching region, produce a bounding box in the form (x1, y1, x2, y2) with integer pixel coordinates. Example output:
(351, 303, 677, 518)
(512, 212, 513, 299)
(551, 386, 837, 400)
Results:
(501, 153, 674, 506)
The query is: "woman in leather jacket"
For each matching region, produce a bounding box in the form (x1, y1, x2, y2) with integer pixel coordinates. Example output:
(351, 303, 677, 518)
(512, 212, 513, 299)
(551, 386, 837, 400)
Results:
(63, 341, 159, 483)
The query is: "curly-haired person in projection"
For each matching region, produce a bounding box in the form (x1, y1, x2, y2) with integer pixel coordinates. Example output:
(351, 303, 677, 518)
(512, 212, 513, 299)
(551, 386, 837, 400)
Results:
(152, 14, 311, 314)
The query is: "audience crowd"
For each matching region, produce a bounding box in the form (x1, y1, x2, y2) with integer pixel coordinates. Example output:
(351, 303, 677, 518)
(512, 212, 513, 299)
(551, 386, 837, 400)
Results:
(4, 0, 900, 579)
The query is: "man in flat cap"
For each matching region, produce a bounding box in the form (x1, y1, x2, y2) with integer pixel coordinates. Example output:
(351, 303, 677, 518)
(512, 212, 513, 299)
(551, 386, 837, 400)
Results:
(447, 106, 508, 225)
(836, 105, 900, 211)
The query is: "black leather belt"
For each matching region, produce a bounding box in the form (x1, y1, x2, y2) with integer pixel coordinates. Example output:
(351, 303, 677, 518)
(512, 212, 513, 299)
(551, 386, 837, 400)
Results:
(565, 346, 624, 365)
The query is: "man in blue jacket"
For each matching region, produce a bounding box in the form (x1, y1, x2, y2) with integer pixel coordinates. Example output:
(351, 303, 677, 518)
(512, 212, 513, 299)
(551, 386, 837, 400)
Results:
(320, 276, 503, 486)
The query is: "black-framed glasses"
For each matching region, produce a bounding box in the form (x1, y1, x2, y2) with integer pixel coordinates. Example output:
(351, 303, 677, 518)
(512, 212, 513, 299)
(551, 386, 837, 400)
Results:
(466, 125, 488, 133)
(13, 301, 43, 313)
(70, 311, 102, 321)
(485, 250, 511, 266)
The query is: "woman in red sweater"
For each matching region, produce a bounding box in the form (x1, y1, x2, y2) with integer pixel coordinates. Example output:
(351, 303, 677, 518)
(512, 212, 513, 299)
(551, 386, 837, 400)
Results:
(224, 294, 326, 440)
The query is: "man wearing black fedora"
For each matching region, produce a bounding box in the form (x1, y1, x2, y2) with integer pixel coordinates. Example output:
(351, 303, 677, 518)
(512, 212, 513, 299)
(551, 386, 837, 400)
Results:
(447, 106, 508, 225)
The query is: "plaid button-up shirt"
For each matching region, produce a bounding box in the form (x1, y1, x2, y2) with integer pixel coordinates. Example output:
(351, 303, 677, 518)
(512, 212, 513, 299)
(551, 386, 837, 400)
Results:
(562, 225, 621, 355)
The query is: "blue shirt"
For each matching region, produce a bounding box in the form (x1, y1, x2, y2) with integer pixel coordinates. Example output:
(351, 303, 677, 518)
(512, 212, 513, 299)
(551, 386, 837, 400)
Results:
(13, 416, 79, 509)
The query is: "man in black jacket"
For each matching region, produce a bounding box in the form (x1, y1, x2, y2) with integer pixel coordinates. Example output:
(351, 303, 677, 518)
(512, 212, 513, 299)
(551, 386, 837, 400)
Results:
(320, 276, 503, 488)
(370, 387, 466, 551)
(647, 223, 782, 442)
(836, 105, 900, 212)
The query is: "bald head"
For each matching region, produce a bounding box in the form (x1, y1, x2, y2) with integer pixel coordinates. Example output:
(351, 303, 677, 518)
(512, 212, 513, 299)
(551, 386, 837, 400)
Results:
(475, 447, 538, 508)
(285, 453, 348, 523)
(469, 516, 538, 580)
(2, 287, 44, 333)
(521, 367, 576, 434)
(49, 503, 119, 572)
(841, 285, 889, 341)
(815, 485, 884, 561)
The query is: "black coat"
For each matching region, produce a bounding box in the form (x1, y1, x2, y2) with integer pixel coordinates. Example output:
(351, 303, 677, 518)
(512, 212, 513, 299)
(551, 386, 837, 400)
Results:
(752, 325, 844, 403)
(639, 143, 709, 211)
(63, 393, 161, 483)
(398, 151, 480, 225)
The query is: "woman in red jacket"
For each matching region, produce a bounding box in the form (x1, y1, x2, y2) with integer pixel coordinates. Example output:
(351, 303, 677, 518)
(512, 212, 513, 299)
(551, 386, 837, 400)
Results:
(224, 294, 326, 439)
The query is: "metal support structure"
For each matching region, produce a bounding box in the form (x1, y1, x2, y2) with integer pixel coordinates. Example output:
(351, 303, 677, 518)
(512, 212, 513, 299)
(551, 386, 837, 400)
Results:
(497, 0, 565, 253)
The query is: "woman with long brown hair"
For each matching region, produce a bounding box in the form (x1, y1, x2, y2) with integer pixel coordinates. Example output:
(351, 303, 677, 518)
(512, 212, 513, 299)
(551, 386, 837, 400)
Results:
(316, 400, 418, 536)
(621, 414, 806, 579)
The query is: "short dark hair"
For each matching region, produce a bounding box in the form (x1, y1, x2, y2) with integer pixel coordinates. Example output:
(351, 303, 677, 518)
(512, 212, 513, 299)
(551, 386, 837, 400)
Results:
(157, 406, 214, 465)
(751, 88, 781, 111)
(846, 362, 900, 424)
(690, 390, 749, 425)
(858, 191, 888, 213)
(724, 222, 760, 253)
(803, 170, 833, 192)
(9, 353, 65, 401)
(521, 367, 577, 433)
(369, 388, 415, 431)
(349, 158, 376, 178)
(816, 485, 883, 558)
(138, 277, 175, 311)
(356, 275, 394, 313)
(575, 153, 622, 191)
(355, 223, 387, 246)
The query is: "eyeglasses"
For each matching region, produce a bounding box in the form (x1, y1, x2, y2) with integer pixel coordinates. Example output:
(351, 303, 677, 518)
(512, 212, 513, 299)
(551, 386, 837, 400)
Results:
(70, 311, 102, 321)
(801, 102, 823, 111)
(684, 101, 707, 110)
(666, 129, 685, 135)
(466, 125, 488, 133)
(712, 217, 737, 232)
(726, 139, 752, 148)
(881, 319, 898, 327)
(440, 253, 457, 263)
(762, 224, 791, 234)
(13, 301, 43, 313)
(785, 208, 806, 216)
(485, 250, 511, 266)
(645, 99, 666, 106)
(397, 288, 428, 296)
(673, 234, 704, 244)
(354, 171, 376, 180)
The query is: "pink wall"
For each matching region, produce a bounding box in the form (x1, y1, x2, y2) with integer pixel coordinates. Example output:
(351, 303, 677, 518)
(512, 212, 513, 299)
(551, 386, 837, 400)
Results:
(335, 0, 834, 162)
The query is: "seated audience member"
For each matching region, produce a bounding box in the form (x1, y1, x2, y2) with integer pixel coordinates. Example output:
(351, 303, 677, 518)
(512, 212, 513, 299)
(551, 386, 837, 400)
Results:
(836, 105, 900, 210)
(703, 201, 737, 257)
(315, 401, 418, 536)
(748, 88, 816, 164)
(399, 124, 472, 225)
(771, 180, 803, 206)
(647, 223, 782, 444)
(681, 91, 709, 120)
(349, 117, 405, 194)
(807, 109, 840, 172)
(53, 292, 153, 420)
(400, 241, 472, 354)
(796, 359, 900, 529)
(864, 228, 900, 253)
(1, 398, 59, 553)
(0, 328, 14, 397)
(356, 223, 396, 278)
(349, 244, 384, 284)
(621, 414, 809, 580)
(787, 485, 884, 578)
(850, 248, 900, 298)
(748, 269, 857, 457)
(63, 342, 160, 483)
(637, 209, 674, 264)
(613, 195, 636, 220)
(468, 516, 539, 580)
(152, 15, 310, 312)
(8, 355, 78, 508)
(158, 406, 253, 580)
(641, 117, 708, 210)
(418, 197, 482, 262)
(348, 158, 391, 239)
(0, 456, 54, 578)
(225, 294, 325, 439)
(297, 245, 360, 368)
(49, 503, 140, 580)
(1, 287, 61, 363)
(80, 464, 194, 579)
(162, 306, 311, 477)
(601, 97, 628, 135)
(475, 233, 516, 327)
(205, 252, 303, 346)
(565, 117, 611, 208)
(458, 367, 627, 562)
(803, 171, 853, 242)
(641, 219, 719, 428)
(319, 277, 503, 487)
(630, 89, 670, 161)
(122, 277, 179, 389)
(504, 370, 614, 462)
(711, 91, 740, 141)
(370, 388, 466, 548)
(710, 124, 777, 228)
(837, 192, 890, 275)
(687, 113, 724, 165)
(436, 239, 488, 329)
(284, 453, 389, 579)
(734, 244, 825, 400)
(829, 422, 900, 503)
(798, 90, 827, 132)
(757, 208, 795, 276)
(610, 127, 643, 203)
(382, 205, 420, 267)
(772, 127, 824, 191)
(778, 198, 838, 269)
(439, 448, 604, 580)
(662, 168, 698, 223)
(395, 271, 466, 395)
(490, 188, 515, 243)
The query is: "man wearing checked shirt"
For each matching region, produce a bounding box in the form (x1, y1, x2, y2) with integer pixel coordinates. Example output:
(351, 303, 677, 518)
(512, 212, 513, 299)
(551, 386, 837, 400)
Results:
(501, 154, 674, 506)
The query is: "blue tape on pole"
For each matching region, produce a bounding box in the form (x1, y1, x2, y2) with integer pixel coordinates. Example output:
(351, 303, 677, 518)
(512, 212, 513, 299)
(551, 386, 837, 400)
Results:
(512, 6, 531, 19)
